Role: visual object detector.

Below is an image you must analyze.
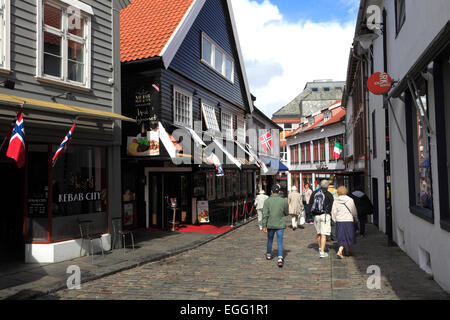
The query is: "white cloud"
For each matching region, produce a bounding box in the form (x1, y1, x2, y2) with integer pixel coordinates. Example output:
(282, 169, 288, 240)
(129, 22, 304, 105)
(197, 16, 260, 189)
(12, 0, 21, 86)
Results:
(231, 0, 356, 117)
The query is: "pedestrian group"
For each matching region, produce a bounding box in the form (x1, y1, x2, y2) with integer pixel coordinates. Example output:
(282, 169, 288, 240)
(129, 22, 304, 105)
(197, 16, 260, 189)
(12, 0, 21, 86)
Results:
(257, 179, 373, 267)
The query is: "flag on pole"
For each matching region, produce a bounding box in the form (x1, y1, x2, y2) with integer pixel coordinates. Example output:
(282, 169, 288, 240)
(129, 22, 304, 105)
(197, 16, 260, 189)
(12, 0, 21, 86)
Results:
(152, 84, 160, 92)
(259, 131, 273, 152)
(6, 106, 26, 168)
(0, 119, 15, 151)
(333, 141, 343, 159)
(52, 123, 76, 167)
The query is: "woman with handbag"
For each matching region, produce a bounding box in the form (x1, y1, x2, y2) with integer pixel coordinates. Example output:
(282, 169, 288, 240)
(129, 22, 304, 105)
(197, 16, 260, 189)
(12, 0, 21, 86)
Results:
(331, 186, 359, 259)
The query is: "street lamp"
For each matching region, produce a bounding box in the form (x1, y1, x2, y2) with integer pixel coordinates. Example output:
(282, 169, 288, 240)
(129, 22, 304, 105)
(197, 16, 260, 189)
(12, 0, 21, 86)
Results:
(354, 25, 379, 50)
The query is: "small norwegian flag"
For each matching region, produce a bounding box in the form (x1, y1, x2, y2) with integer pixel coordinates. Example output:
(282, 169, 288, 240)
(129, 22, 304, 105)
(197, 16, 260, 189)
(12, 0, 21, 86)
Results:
(52, 123, 76, 167)
(152, 84, 160, 92)
(6, 106, 26, 168)
(259, 131, 273, 152)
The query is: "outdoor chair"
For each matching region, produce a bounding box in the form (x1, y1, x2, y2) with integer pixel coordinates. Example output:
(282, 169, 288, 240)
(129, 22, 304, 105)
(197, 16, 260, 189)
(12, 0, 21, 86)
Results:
(111, 217, 135, 254)
(77, 219, 104, 263)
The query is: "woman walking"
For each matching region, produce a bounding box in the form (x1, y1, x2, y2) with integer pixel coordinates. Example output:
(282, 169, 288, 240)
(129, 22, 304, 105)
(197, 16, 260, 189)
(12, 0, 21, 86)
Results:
(331, 186, 359, 259)
(288, 186, 304, 230)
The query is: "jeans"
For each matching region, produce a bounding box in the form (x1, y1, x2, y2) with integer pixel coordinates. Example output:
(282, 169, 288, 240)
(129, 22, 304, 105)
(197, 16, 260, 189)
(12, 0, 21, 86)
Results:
(304, 203, 312, 222)
(267, 229, 284, 258)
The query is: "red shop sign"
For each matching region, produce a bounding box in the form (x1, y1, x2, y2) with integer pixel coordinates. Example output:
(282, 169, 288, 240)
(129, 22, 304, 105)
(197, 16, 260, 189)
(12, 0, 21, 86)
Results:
(367, 72, 392, 95)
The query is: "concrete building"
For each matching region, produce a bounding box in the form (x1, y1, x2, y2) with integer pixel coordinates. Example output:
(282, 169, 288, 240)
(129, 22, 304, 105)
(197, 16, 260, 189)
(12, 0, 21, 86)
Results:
(272, 80, 344, 165)
(344, 0, 450, 292)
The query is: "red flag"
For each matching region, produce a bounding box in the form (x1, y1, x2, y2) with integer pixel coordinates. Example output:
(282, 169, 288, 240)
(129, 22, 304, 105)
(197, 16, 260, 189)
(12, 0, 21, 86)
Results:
(52, 123, 76, 166)
(6, 106, 26, 168)
(259, 131, 273, 152)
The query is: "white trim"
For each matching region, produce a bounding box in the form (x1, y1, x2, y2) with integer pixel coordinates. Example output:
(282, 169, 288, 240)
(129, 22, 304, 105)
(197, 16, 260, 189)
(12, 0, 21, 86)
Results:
(201, 32, 235, 83)
(59, 0, 94, 15)
(160, 0, 206, 68)
(37, 0, 91, 89)
(173, 86, 193, 128)
(0, 0, 11, 71)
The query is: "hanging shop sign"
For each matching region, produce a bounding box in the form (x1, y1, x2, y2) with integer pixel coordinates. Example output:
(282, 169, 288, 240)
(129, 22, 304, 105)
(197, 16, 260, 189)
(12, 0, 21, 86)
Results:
(197, 200, 210, 224)
(126, 128, 160, 156)
(134, 85, 160, 130)
(367, 72, 392, 95)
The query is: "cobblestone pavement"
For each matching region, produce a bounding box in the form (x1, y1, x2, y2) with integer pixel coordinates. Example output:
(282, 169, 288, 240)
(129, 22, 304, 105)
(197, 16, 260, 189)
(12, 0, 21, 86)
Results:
(39, 219, 449, 300)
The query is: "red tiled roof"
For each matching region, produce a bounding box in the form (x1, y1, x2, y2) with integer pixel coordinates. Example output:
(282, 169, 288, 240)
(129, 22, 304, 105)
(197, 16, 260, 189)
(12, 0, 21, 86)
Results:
(272, 118, 301, 124)
(120, 0, 195, 62)
(322, 107, 346, 127)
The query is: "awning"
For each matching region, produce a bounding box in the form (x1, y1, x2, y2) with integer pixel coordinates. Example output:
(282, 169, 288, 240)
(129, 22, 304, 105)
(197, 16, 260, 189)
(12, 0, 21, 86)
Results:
(212, 138, 242, 169)
(261, 157, 289, 172)
(0, 93, 136, 122)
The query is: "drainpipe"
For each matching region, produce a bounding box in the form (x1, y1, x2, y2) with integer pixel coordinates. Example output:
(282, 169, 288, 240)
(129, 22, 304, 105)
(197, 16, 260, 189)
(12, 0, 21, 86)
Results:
(382, 8, 394, 246)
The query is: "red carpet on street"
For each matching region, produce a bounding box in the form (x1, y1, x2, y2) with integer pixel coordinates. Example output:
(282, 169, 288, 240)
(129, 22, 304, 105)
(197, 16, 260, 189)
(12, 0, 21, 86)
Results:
(176, 224, 234, 234)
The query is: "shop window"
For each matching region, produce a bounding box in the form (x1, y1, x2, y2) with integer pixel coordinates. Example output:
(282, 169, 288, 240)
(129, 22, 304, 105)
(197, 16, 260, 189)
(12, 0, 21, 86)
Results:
(173, 87, 193, 128)
(216, 175, 225, 199)
(37, 0, 92, 88)
(0, 0, 11, 71)
(206, 171, 216, 201)
(51, 146, 107, 241)
(405, 82, 434, 222)
(26, 145, 50, 242)
(193, 172, 206, 197)
(241, 171, 247, 196)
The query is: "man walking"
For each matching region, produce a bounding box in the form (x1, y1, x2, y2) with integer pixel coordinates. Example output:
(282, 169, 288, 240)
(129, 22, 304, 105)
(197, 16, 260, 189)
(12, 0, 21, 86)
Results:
(262, 184, 289, 267)
(349, 185, 374, 237)
(302, 183, 313, 224)
(288, 186, 303, 230)
(254, 189, 269, 231)
(309, 180, 334, 258)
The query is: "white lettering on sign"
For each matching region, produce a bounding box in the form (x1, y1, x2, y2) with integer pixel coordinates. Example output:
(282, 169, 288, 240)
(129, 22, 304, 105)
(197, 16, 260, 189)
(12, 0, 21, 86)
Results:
(58, 192, 102, 203)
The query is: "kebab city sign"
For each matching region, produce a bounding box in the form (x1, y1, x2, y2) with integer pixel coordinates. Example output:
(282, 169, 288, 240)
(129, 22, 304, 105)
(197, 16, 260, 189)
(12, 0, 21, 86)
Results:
(367, 72, 392, 95)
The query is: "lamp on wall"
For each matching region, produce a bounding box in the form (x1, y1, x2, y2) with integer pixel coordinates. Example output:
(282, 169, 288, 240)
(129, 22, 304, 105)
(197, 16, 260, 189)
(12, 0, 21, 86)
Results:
(354, 25, 379, 50)
(0, 79, 15, 90)
(51, 92, 76, 102)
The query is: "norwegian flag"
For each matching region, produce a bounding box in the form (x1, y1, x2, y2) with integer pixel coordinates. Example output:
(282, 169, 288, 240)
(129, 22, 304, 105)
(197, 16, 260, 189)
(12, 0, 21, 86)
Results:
(6, 106, 26, 168)
(52, 123, 76, 167)
(152, 84, 160, 92)
(259, 131, 273, 152)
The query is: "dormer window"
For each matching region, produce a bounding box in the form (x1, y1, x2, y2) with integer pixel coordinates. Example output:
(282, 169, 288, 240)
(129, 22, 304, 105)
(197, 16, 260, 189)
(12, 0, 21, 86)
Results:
(308, 117, 314, 125)
(201, 32, 234, 83)
(324, 87, 330, 91)
(312, 88, 318, 92)
(324, 111, 331, 121)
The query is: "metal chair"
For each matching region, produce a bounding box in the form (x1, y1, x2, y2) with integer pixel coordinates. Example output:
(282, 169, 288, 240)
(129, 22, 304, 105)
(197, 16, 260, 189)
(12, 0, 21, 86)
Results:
(111, 217, 135, 254)
(78, 219, 104, 263)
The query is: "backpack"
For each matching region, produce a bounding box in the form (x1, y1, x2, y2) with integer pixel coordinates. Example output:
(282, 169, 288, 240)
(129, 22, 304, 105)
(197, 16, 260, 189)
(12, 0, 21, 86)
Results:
(311, 189, 325, 216)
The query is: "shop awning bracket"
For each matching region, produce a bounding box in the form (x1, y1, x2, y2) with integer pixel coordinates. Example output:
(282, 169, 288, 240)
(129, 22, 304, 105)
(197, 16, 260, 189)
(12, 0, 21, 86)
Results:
(406, 77, 434, 136)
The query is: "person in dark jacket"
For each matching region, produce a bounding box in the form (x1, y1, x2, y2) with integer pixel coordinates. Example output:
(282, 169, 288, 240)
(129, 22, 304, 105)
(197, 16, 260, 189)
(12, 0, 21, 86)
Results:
(262, 184, 289, 267)
(308, 180, 334, 258)
(349, 186, 374, 237)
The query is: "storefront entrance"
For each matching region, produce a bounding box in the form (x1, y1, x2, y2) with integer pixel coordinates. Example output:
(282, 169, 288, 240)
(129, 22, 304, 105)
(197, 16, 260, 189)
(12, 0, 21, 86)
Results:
(0, 162, 25, 262)
(145, 169, 191, 230)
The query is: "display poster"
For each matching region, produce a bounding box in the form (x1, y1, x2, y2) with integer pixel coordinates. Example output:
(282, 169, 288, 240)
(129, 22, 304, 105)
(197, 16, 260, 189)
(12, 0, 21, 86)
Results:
(123, 202, 135, 227)
(197, 200, 210, 224)
(126, 129, 160, 156)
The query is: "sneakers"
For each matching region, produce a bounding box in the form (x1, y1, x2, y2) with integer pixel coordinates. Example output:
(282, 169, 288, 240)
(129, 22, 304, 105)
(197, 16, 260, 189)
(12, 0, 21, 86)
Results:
(319, 252, 329, 258)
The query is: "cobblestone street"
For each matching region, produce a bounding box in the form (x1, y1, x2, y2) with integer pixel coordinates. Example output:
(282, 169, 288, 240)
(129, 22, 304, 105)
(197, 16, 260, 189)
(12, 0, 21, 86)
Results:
(39, 219, 449, 300)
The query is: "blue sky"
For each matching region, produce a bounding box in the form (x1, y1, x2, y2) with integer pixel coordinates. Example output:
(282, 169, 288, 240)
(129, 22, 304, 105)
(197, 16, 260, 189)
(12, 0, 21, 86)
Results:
(269, 0, 359, 23)
(231, 0, 359, 116)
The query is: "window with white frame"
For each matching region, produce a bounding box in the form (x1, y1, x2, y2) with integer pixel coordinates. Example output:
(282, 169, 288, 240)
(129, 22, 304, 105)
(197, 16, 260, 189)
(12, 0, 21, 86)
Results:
(201, 33, 234, 82)
(221, 111, 233, 140)
(0, 0, 10, 71)
(201, 102, 221, 134)
(173, 87, 193, 128)
(37, 0, 91, 88)
(237, 118, 246, 143)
